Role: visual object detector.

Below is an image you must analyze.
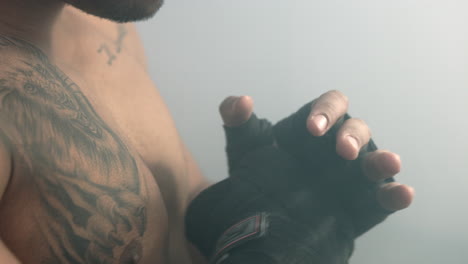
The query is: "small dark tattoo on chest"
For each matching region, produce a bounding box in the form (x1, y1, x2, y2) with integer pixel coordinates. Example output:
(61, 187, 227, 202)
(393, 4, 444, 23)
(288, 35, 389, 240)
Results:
(97, 44, 117, 65)
(97, 25, 128, 66)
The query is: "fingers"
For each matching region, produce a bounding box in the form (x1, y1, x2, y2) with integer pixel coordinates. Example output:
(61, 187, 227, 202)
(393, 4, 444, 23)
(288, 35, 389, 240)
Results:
(344, 178, 414, 238)
(361, 149, 413, 211)
(361, 150, 412, 211)
(377, 182, 414, 211)
(336, 118, 372, 160)
(362, 150, 401, 182)
(307, 90, 349, 137)
(343, 149, 412, 237)
(219, 95, 254, 127)
(347, 182, 412, 238)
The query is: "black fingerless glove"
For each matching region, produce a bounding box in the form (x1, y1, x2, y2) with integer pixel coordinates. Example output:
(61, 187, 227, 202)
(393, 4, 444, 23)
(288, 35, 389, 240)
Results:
(273, 100, 396, 237)
(185, 115, 355, 264)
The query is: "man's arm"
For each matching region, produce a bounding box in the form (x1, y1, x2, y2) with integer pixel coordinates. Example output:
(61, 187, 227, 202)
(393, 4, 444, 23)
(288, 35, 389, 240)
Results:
(221, 92, 413, 212)
(0, 136, 20, 264)
(182, 144, 211, 264)
(185, 112, 354, 264)
(185, 93, 414, 263)
(183, 143, 212, 206)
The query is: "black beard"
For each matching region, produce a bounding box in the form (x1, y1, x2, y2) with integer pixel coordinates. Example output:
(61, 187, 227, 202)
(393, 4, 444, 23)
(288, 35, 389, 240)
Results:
(67, 0, 164, 23)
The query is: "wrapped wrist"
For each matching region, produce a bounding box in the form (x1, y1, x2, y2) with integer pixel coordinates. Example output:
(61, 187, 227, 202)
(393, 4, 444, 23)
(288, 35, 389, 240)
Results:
(185, 176, 355, 264)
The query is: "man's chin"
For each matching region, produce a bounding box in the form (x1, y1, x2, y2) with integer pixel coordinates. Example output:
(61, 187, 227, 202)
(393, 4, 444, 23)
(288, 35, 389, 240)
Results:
(69, 0, 164, 23)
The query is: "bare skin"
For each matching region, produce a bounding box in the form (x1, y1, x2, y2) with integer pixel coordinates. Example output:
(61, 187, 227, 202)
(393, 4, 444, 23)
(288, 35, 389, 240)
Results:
(0, 2, 414, 264)
(0, 5, 209, 264)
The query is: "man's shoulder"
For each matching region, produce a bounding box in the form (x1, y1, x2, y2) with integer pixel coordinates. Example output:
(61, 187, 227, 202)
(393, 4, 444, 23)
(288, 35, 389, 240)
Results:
(0, 35, 46, 62)
(0, 35, 51, 86)
(0, 36, 64, 120)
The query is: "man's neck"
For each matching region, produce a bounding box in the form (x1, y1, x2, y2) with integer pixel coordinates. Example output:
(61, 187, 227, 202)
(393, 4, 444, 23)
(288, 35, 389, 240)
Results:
(0, 0, 66, 55)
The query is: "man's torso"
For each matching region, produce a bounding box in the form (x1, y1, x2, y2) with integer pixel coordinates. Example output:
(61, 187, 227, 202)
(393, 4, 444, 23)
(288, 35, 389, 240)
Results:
(0, 7, 207, 264)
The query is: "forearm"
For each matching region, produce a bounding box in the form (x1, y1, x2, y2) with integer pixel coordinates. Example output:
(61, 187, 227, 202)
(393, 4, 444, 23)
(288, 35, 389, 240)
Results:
(181, 142, 214, 206)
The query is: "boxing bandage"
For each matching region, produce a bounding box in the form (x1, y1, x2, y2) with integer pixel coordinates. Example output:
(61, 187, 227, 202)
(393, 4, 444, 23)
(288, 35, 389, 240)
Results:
(185, 115, 355, 264)
(186, 98, 398, 263)
(273, 101, 396, 237)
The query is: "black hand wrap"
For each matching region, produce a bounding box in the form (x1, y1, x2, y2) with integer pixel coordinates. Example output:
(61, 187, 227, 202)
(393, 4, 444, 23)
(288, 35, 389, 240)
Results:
(273, 100, 396, 237)
(186, 114, 355, 264)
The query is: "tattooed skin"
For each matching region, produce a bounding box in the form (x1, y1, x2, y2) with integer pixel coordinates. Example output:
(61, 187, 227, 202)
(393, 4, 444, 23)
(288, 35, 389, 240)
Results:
(0, 35, 147, 263)
(98, 25, 128, 65)
(116, 25, 128, 53)
(97, 45, 117, 65)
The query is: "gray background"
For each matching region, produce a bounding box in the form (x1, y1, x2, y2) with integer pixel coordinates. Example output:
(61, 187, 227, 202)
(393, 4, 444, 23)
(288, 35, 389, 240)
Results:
(136, 1, 468, 263)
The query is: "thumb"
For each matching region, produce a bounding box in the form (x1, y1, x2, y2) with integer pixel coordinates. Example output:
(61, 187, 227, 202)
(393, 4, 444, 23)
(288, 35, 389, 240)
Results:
(218, 96, 274, 173)
(219, 95, 254, 127)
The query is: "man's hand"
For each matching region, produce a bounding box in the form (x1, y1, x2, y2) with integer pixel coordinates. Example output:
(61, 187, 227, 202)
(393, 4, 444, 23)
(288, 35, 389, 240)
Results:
(186, 91, 413, 263)
(219, 90, 414, 232)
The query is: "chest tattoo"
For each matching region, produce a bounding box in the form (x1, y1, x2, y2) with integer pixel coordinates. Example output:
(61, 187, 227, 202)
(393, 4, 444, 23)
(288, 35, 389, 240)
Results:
(0, 35, 147, 264)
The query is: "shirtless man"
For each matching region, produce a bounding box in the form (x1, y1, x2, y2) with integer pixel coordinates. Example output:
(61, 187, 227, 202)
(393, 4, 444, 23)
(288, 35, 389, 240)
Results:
(0, 0, 414, 263)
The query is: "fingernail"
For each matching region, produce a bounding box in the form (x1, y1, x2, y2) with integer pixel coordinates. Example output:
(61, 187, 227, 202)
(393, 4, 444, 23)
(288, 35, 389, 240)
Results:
(346, 135, 359, 151)
(311, 115, 328, 133)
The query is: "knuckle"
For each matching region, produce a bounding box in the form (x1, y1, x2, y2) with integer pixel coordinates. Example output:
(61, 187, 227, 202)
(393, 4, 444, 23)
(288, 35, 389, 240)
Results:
(377, 149, 392, 156)
(319, 101, 338, 116)
(327, 89, 349, 104)
(219, 96, 236, 112)
(352, 117, 366, 126)
(350, 118, 372, 138)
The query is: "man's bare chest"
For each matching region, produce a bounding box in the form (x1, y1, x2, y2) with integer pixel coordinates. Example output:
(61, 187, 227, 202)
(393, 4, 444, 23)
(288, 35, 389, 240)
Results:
(49, 15, 190, 195)
(0, 22, 193, 263)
